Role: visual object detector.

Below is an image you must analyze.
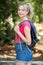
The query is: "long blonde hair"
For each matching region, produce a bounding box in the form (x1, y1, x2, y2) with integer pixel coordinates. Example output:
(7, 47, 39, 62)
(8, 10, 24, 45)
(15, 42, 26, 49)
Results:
(18, 2, 34, 20)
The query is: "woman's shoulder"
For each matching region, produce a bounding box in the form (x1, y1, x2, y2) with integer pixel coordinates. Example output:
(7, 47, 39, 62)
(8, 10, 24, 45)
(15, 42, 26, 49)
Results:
(23, 20, 31, 28)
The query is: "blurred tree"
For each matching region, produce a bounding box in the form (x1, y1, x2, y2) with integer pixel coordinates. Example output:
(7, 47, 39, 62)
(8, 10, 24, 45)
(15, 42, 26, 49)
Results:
(32, 0, 43, 22)
(0, 0, 13, 46)
(0, 0, 12, 20)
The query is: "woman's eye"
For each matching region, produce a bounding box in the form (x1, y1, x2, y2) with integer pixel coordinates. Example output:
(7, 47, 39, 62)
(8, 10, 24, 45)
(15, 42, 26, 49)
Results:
(22, 9, 25, 11)
(18, 9, 25, 11)
(18, 9, 20, 11)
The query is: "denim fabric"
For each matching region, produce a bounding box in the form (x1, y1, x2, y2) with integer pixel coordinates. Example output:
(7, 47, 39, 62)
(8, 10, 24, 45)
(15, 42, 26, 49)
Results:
(15, 42, 32, 62)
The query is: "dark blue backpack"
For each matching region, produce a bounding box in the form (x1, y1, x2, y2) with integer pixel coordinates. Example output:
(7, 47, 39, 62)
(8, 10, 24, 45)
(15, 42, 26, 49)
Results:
(19, 20, 39, 49)
(27, 20, 39, 49)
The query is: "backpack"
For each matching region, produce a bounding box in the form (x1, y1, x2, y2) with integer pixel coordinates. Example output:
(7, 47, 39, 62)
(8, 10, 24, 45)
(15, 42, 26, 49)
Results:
(19, 20, 39, 49)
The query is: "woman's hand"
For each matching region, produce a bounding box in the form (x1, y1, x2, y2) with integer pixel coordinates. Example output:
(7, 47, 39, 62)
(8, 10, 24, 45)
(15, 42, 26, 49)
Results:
(14, 25, 19, 33)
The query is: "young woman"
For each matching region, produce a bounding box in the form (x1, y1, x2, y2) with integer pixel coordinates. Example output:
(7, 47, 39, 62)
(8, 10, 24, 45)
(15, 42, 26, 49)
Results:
(14, 2, 34, 65)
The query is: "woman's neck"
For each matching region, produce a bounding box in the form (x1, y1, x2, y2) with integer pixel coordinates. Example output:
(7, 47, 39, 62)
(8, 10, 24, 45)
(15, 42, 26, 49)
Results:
(20, 17, 28, 22)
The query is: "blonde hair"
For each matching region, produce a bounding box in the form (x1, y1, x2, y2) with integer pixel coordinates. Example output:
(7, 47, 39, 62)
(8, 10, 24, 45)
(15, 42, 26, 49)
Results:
(18, 2, 34, 20)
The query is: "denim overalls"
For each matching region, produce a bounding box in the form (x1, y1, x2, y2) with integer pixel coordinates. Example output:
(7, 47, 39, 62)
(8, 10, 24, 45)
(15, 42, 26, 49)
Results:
(15, 42, 32, 63)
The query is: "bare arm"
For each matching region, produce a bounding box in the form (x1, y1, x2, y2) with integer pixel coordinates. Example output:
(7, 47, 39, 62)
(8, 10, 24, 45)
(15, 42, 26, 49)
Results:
(24, 26, 31, 45)
(14, 25, 31, 45)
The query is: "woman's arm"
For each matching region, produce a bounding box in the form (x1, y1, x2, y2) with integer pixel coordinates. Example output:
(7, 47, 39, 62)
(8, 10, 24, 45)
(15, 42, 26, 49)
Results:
(14, 25, 31, 45)
(24, 26, 31, 45)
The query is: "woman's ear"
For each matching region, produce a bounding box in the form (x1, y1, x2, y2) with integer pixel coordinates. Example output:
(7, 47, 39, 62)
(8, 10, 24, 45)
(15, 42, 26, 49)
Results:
(27, 10, 30, 15)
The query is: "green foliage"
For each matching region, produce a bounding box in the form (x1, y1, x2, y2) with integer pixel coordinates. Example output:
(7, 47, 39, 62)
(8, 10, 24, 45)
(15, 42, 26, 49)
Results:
(0, 20, 15, 46)
(0, 0, 12, 20)
(12, 0, 18, 21)
(24, 0, 32, 3)
(0, 0, 13, 46)
(32, 0, 43, 22)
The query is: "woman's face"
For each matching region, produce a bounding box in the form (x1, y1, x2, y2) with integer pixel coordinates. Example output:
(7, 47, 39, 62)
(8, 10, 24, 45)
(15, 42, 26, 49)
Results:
(18, 5, 28, 18)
